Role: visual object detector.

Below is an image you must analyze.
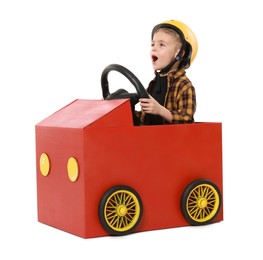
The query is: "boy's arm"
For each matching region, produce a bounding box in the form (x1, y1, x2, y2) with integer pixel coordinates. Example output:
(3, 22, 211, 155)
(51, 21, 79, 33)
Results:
(170, 87, 196, 123)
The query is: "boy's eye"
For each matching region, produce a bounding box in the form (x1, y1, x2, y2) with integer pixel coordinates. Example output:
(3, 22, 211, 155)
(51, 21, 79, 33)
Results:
(151, 42, 165, 48)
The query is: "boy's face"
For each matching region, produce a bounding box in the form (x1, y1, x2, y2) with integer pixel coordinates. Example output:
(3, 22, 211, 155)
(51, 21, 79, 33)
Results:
(151, 30, 181, 71)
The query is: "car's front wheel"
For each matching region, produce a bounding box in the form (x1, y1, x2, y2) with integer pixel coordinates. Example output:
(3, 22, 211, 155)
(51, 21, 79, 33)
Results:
(98, 185, 143, 236)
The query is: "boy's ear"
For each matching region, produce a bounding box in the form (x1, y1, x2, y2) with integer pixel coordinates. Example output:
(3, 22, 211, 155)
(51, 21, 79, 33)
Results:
(175, 50, 185, 60)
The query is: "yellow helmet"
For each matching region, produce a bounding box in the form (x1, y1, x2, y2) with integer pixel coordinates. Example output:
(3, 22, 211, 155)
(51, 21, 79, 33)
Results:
(152, 20, 198, 69)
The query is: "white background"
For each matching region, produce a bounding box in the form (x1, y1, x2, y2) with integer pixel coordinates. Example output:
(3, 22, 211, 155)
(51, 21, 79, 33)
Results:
(1, 0, 262, 259)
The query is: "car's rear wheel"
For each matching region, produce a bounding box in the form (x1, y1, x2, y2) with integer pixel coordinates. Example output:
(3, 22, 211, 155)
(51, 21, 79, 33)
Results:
(98, 185, 143, 236)
(180, 179, 221, 225)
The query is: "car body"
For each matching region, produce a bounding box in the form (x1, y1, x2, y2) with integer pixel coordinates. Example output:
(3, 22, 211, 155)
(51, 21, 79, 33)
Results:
(35, 98, 223, 238)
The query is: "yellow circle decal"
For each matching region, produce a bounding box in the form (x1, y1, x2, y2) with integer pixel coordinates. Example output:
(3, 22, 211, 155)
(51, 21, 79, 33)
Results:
(40, 153, 50, 176)
(67, 157, 79, 182)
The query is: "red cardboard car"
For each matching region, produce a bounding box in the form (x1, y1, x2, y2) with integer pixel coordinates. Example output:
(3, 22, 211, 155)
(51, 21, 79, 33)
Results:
(35, 65, 223, 238)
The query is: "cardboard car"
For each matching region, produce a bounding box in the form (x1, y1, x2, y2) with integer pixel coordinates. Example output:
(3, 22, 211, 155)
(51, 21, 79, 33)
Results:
(35, 64, 223, 238)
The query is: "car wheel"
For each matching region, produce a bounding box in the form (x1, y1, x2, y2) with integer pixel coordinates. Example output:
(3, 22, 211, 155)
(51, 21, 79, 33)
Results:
(180, 179, 221, 225)
(98, 185, 143, 236)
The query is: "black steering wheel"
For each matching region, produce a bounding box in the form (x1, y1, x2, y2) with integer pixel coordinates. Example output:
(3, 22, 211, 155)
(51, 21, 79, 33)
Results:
(101, 64, 149, 107)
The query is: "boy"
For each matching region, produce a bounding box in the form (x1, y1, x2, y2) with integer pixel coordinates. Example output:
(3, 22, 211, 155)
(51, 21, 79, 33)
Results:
(137, 20, 198, 125)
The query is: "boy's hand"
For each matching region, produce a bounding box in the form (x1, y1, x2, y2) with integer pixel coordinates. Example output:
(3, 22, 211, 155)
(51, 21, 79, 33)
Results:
(139, 95, 161, 115)
(139, 95, 173, 123)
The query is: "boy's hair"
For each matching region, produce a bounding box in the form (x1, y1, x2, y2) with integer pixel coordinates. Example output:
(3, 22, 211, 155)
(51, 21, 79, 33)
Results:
(154, 27, 183, 47)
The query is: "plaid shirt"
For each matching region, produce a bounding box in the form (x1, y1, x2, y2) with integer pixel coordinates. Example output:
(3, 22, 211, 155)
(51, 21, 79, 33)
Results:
(138, 68, 196, 124)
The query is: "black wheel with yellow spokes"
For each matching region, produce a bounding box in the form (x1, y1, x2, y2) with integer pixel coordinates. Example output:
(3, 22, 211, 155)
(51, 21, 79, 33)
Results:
(180, 179, 221, 225)
(98, 185, 143, 236)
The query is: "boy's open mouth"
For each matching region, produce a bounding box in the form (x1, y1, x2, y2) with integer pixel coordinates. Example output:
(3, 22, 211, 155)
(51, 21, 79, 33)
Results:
(152, 55, 158, 62)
